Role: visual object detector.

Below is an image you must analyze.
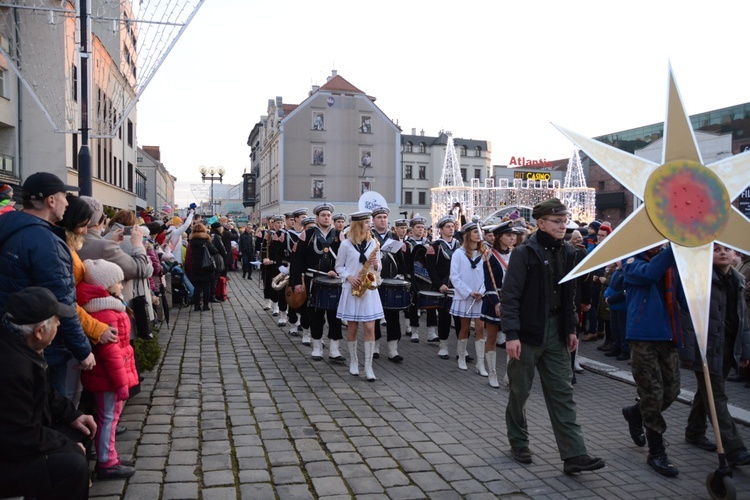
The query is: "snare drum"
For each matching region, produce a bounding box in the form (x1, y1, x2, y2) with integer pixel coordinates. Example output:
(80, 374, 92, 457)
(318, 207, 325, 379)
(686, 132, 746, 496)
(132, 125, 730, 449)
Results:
(418, 291, 445, 310)
(312, 276, 343, 311)
(378, 279, 411, 310)
(444, 289, 455, 311)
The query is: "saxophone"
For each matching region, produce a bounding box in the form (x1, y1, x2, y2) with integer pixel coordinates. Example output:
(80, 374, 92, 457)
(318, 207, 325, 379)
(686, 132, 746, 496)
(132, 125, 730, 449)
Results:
(352, 240, 380, 297)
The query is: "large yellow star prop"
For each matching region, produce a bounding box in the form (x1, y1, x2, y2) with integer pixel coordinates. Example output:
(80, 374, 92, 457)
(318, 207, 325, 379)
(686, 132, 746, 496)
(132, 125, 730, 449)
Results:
(555, 65, 750, 360)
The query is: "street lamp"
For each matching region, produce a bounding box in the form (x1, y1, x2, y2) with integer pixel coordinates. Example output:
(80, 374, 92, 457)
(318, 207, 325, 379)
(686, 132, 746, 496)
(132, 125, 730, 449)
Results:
(199, 165, 225, 216)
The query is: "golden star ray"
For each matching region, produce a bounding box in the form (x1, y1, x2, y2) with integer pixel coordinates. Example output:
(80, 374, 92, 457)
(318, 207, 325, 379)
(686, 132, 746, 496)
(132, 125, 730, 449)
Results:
(715, 208, 750, 255)
(672, 244, 713, 358)
(552, 123, 658, 198)
(708, 153, 750, 201)
(562, 206, 666, 282)
(663, 66, 702, 164)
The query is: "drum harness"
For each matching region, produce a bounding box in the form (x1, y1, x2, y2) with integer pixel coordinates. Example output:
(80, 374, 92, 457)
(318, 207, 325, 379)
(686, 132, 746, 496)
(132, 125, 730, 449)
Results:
(373, 230, 402, 280)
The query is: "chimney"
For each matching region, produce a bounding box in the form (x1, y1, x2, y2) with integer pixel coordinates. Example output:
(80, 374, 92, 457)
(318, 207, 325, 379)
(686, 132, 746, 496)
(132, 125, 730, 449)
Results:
(411, 128, 416, 135)
(420, 129, 425, 136)
(331, 69, 337, 77)
(309, 85, 320, 96)
(143, 145, 161, 161)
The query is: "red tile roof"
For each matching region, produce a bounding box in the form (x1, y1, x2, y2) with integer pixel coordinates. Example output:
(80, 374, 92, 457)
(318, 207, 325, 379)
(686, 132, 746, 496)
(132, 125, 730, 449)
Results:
(319, 75, 364, 94)
(282, 104, 298, 116)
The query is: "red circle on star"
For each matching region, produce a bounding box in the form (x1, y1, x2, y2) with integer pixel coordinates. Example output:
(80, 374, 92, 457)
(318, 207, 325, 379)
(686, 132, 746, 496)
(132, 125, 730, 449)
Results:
(644, 160, 730, 247)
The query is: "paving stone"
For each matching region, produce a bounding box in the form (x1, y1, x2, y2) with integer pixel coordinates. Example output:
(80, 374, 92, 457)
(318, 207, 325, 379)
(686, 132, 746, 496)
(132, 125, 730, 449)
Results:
(203, 469, 237, 487)
(201, 487, 239, 500)
(165, 465, 200, 483)
(123, 483, 161, 499)
(168, 450, 198, 465)
(162, 482, 199, 499)
(273, 484, 315, 500)
(311, 476, 349, 496)
(272, 465, 306, 484)
(374, 468, 410, 487)
(238, 469, 271, 483)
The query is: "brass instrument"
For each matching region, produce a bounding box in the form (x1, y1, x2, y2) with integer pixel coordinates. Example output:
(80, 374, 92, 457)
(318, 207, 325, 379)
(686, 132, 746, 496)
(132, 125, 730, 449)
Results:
(271, 272, 289, 291)
(352, 240, 380, 297)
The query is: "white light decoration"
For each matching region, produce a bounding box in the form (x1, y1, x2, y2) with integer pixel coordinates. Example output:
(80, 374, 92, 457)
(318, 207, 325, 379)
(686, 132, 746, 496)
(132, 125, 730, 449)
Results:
(431, 146, 596, 224)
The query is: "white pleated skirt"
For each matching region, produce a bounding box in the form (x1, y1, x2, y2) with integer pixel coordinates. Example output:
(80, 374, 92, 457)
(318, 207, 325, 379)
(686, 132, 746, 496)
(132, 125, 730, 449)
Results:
(336, 285, 384, 322)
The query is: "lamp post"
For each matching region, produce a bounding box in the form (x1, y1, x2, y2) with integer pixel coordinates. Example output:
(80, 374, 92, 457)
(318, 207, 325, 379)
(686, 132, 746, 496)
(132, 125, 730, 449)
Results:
(199, 165, 225, 216)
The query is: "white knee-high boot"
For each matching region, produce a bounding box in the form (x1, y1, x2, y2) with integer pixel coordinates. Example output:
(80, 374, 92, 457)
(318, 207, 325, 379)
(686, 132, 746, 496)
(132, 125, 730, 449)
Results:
(457, 339, 468, 371)
(364, 341, 377, 381)
(311, 339, 323, 361)
(329, 340, 345, 362)
(475, 339, 488, 377)
(486, 351, 499, 388)
(348, 341, 359, 376)
(437, 339, 449, 359)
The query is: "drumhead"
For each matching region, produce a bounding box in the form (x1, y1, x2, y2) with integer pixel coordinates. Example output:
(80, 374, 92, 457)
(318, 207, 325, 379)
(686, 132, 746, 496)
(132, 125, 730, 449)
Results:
(381, 279, 410, 287)
(314, 276, 344, 285)
(418, 291, 444, 297)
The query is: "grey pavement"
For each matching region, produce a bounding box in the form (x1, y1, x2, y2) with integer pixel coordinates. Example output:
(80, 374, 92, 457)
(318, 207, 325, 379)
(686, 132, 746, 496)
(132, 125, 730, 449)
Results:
(91, 273, 750, 499)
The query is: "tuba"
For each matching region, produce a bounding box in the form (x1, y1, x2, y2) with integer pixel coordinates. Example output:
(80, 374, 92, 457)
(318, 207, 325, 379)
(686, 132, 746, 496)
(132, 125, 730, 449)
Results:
(352, 240, 380, 297)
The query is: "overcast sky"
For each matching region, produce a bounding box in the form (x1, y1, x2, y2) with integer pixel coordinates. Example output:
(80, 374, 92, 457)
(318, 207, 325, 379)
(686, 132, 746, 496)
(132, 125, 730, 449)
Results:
(136, 0, 750, 208)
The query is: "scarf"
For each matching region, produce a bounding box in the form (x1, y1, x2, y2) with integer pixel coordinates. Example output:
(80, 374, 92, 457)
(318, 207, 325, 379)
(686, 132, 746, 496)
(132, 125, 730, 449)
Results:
(466, 250, 482, 269)
(356, 240, 369, 264)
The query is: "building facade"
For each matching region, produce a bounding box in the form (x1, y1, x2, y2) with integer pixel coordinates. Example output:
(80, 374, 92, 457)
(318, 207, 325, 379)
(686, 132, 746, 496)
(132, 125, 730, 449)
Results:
(401, 130, 491, 219)
(137, 146, 176, 213)
(253, 71, 401, 218)
(0, 0, 141, 211)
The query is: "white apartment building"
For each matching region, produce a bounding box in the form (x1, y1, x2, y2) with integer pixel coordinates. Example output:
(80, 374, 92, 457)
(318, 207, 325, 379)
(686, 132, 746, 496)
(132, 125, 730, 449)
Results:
(0, 0, 141, 211)
(137, 146, 176, 213)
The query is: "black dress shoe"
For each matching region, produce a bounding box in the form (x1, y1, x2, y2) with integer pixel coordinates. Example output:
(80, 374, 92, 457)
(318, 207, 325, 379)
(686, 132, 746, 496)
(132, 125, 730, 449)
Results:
(372, 352, 380, 359)
(388, 354, 403, 363)
(209, 298, 219, 303)
(115, 425, 127, 436)
(647, 453, 679, 476)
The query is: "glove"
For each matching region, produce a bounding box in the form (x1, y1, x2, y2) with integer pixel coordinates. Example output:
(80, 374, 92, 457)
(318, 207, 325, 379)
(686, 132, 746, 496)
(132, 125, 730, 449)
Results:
(115, 386, 130, 402)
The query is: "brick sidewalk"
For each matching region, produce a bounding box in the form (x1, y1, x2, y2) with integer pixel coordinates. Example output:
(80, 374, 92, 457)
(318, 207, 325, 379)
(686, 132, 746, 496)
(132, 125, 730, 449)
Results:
(90, 272, 750, 499)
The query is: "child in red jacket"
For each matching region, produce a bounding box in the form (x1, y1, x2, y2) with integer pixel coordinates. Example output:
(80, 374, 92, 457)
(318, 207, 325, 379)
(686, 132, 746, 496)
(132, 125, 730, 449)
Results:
(78, 259, 139, 480)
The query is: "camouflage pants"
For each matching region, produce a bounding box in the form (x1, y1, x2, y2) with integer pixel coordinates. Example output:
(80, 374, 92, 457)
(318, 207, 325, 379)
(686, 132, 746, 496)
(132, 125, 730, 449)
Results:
(630, 341, 680, 434)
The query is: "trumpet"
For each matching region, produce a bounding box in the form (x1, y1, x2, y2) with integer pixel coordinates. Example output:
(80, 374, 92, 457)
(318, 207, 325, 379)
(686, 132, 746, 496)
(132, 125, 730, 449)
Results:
(271, 272, 289, 291)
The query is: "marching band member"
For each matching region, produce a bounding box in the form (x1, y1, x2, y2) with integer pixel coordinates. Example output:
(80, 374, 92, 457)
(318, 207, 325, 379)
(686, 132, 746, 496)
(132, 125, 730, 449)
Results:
(449, 222, 486, 372)
(371, 208, 408, 363)
(425, 216, 462, 360)
(265, 215, 286, 318)
(285, 208, 309, 335)
(280, 211, 303, 331)
(481, 221, 515, 388)
(405, 214, 436, 343)
(332, 213, 347, 233)
(290, 203, 345, 361)
(335, 211, 384, 381)
(255, 217, 272, 310)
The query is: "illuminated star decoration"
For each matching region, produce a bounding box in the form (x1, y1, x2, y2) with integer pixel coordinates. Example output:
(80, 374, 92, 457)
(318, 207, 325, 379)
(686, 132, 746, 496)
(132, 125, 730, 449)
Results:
(554, 65, 750, 362)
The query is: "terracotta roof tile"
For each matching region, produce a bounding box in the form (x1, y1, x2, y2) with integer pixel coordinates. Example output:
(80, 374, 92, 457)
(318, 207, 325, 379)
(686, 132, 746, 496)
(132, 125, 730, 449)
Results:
(282, 104, 298, 116)
(319, 75, 364, 94)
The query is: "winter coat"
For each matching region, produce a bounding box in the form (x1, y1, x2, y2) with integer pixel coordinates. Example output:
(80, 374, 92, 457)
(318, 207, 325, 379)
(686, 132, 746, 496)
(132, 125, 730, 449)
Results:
(622, 246, 685, 343)
(189, 232, 218, 283)
(501, 232, 579, 346)
(680, 267, 750, 376)
(76, 282, 139, 393)
(0, 211, 90, 365)
(603, 268, 627, 312)
(164, 212, 194, 264)
(240, 231, 255, 255)
(0, 318, 83, 461)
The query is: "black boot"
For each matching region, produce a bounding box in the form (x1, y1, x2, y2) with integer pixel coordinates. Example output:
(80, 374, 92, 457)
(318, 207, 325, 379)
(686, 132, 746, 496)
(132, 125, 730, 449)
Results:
(622, 403, 646, 447)
(646, 429, 679, 476)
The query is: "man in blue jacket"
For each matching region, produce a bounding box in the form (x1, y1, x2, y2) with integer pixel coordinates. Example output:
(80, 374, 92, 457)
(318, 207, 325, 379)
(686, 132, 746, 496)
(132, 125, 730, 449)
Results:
(0, 173, 94, 398)
(620, 244, 684, 476)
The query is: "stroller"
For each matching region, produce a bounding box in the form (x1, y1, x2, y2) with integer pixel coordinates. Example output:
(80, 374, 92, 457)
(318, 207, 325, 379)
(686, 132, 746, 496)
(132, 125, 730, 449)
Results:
(169, 263, 193, 308)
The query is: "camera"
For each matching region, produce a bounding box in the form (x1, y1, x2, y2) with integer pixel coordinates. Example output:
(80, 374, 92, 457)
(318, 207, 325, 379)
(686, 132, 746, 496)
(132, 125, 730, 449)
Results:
(122, 226, 132, 236)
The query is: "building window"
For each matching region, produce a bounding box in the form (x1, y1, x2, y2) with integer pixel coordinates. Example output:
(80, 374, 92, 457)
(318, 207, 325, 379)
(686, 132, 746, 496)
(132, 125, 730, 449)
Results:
(461, 145, 468, 156)
(312, 146, 325, 165)
(405, 165, 412, 179)
(419, 142, 426, 153)
(475, 146, 481, 157)
(418, 165, 426, 180)
(461, 168, 467, 181)
(71, 64, 77, 102)
(127, 119, 133, 147)
(598, 181, 605, 191)
(360, 115, 372, 133)
(312, 179, 325, 198)
(418, 191, 426, 205)
(312, 112, 325, 131)
(474, 169, 481, 179)
(405, 142, 413, 153)
(404, 191, 412, 205)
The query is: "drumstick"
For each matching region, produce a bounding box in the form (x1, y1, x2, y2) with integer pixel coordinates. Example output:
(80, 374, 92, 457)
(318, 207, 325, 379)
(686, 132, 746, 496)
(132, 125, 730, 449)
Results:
(307, 268, 330, 276)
